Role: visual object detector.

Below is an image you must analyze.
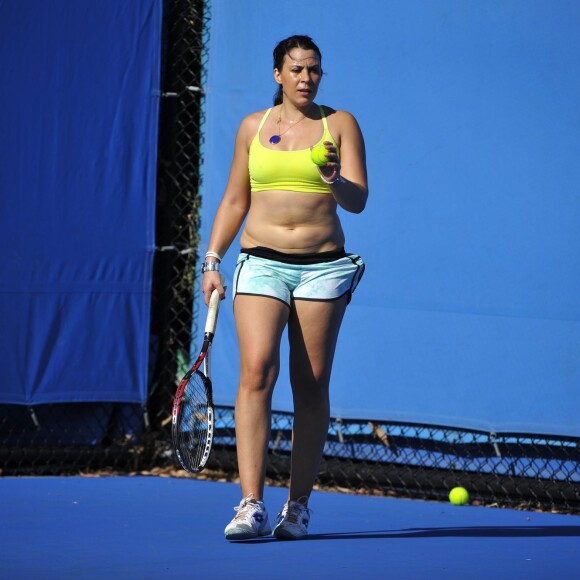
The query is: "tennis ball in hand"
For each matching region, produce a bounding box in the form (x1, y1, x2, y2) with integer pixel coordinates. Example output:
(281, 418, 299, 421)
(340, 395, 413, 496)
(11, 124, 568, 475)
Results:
(310, 143, 330, 166)
(449, 487, 470, 506)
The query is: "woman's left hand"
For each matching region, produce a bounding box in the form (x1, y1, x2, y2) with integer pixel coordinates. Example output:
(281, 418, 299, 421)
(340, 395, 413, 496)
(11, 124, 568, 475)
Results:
(318, 141, 341, 183)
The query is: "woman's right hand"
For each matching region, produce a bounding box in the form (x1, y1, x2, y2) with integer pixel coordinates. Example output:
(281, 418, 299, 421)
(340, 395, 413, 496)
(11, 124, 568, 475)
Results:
(201, 271, 226, 305)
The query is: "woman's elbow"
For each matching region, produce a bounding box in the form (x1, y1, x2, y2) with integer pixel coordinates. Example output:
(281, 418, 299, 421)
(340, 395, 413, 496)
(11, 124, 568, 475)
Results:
(352, 188, 368, 213)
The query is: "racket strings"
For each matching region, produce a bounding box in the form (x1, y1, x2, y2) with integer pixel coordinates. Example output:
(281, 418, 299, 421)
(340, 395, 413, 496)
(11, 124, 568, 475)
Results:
(174, 371, 213, 472)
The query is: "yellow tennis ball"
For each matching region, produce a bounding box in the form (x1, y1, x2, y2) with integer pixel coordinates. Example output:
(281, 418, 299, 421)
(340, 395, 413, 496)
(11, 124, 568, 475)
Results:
(449, 487, 470, 506)
(310, 143, 330, 166)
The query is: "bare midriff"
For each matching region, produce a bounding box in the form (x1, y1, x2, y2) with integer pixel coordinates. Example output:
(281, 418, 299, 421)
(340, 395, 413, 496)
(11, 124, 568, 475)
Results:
(241, 190, 345, 254)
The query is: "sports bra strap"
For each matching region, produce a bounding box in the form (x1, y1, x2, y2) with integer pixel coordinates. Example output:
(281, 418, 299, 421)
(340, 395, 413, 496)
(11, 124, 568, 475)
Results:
(319, 105, 329, 131)
(257, 108, 272, 132)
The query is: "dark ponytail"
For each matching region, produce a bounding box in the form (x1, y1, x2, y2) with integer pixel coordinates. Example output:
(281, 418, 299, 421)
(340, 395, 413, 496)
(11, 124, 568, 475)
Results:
(272, 35, 322, 106)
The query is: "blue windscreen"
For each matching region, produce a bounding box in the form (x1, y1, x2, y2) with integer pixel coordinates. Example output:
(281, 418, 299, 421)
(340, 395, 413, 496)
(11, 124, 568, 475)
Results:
(198, 1, 580, 437)
(0, 1, 162, 404)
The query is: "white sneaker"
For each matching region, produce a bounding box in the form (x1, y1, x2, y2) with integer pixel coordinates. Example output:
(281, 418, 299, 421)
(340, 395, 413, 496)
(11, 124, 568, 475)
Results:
(273, 497, 311, 540)
(224, 494, 272, 541)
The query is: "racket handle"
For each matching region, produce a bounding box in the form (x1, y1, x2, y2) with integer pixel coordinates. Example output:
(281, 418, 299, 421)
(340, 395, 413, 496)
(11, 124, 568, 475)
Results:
(205, 274, 224, 334)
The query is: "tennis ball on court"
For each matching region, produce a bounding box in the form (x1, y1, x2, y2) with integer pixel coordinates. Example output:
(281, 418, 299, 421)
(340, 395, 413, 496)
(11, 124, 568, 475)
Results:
(310, 143, 330, 166)
(449, 487, 470, 506)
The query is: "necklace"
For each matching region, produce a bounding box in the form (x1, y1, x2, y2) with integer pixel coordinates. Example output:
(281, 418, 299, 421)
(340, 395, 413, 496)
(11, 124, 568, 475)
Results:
(269, 109, 308, 144)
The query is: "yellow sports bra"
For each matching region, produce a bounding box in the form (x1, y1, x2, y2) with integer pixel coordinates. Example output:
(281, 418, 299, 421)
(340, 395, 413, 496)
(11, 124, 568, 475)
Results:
(249, 105, 339, 194)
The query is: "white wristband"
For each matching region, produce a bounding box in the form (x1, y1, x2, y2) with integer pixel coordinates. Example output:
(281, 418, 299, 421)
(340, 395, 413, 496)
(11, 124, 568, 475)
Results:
(320, 174, 346, 185)
(205, 251, 222, 262)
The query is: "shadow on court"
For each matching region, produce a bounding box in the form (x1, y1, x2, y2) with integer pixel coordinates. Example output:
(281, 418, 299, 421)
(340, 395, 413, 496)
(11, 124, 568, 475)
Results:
(231, 525, 580, 544)
(308, 525, 580, 540)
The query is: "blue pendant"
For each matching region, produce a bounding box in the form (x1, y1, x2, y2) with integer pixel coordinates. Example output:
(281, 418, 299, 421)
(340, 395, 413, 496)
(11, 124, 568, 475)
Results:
(269, 135, 281, 144)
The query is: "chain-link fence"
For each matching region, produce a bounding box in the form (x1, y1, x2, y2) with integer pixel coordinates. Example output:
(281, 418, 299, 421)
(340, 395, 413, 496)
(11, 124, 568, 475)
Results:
(204, 408, 580, 513)
(148, 0, 210, 460)
(1, 0, 579, 515)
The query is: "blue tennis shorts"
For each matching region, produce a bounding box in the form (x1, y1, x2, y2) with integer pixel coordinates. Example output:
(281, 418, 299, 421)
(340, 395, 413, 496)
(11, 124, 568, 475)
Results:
(232, 247, 365, 307)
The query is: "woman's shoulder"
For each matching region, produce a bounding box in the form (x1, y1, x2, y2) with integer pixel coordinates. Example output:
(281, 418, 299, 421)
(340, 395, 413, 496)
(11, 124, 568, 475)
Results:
(241, 107, 273, 127)
(237, 107, 273, 139)
(319, 105, 357, 122)
(231, 108, 271, 149)
(319, 105, 361, 132)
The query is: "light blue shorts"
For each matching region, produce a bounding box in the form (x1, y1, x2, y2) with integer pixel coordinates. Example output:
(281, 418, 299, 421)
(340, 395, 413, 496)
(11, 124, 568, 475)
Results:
(232, 247, 365, 307)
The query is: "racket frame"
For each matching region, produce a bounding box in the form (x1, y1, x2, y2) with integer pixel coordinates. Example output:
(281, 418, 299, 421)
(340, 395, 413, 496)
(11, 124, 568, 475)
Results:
(171, 282, 222, 473)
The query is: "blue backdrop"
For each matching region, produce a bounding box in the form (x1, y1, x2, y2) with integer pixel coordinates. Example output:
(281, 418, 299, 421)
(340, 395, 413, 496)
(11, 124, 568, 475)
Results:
(199, 0, 580, 437)
(0, 0, 161, 404)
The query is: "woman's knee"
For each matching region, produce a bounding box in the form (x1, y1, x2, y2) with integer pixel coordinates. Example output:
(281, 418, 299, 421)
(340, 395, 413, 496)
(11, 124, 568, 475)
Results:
(290, 362, 332, 391)
(239, 357, 279, 395)
(291, 378, 330, 409)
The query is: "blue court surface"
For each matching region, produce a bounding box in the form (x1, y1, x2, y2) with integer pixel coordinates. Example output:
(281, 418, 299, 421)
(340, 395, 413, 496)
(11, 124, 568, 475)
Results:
(0, 476, 578, 579)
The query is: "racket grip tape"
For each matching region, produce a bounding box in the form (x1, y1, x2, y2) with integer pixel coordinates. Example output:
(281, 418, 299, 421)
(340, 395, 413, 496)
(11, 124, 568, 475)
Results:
(204, 274, 225, 334)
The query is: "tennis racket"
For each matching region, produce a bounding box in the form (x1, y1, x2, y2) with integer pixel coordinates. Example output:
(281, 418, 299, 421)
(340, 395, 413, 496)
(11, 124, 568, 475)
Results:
(171, 279, 223, 473)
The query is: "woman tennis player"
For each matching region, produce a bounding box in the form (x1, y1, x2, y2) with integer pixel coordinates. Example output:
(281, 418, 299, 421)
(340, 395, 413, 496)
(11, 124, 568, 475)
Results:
(201, 35, 368, 540)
